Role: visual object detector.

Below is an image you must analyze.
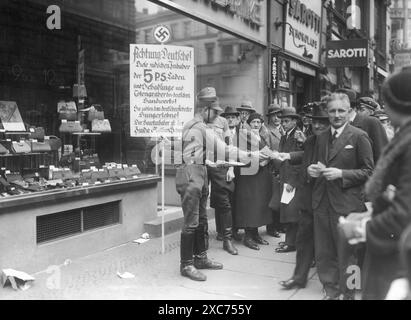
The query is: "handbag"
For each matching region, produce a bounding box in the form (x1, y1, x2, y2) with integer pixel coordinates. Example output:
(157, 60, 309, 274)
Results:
(124, 166, 141, 177)
(0, 101, 26, 131)
(88, 105, 104, 121)
(59, 121, 83, 133)
(57, 101, 77, 113)
(28, 127, 45, 141)
(91, 119, 111, 133)
(11, 141, 31, 154)
(45, 136, 62, 151)
(108, 168, 126, 180)
(59, 111, 78, 121)
(31, 141, 52, 153)
(0, 143, 9, 155)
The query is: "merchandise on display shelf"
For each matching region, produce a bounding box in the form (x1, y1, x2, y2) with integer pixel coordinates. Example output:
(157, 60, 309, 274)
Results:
(59, 120, 83, 133)
(91, 119, 111, 133)
(0, 101, 26, 132)
(28, 127, 45, 141)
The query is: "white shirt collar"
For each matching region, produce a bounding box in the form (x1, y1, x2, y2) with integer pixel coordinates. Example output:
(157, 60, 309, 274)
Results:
(349, 111, 357, 123)
(331, 121, 349, 138)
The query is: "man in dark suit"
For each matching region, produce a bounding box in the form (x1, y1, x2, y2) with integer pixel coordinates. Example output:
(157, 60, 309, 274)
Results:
(265, 104, 285, 238)
(336, 88, 388, 162)
(278, 102, 330, 290)
(275, 108, 304, 253)
(308, 93, 374, 299)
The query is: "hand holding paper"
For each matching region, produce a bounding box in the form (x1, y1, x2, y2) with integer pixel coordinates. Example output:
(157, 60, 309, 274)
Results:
(281, 183, 295, 204)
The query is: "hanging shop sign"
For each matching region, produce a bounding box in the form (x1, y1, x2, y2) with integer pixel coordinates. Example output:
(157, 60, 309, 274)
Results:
(271, 55, 278, 89)
(284, 0, 322, 64)
(272, 54, 291, 90)
(325, 39, 369, 67)
(130, 44, 195, 137)
(149, 0, 267, 45)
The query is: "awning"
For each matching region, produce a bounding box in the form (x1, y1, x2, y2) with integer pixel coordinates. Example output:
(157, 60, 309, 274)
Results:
(290, 61, 316, 77)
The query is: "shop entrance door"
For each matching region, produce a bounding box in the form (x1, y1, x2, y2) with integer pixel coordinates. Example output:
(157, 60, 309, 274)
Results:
(291, 71, 315, 112)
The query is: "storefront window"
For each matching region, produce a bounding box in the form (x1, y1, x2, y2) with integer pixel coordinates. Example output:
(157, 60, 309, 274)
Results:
(0, 0, 266, 199)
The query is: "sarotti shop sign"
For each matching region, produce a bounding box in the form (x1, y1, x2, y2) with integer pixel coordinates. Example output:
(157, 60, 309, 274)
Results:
(326, 39, 369, 67)
(284, 0, 322, 64)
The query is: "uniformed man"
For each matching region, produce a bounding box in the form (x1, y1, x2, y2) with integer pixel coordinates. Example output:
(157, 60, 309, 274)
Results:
(176, 87, 268, 281)
(207, 106, 239, 255)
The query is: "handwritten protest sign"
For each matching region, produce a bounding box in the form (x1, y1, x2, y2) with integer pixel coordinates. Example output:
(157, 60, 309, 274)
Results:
(130, 44, 194, 137)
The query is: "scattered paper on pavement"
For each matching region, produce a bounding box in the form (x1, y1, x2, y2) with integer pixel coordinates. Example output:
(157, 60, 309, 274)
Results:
(133, 233, 150, 244)
(117, 271, 135, 279)
(1, 269, 35, 290)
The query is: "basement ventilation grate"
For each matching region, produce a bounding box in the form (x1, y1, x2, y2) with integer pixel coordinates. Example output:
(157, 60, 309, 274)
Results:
(36, 209, 81, 243)
(36, 201, 121, 244)
(83, 201, 120, 231)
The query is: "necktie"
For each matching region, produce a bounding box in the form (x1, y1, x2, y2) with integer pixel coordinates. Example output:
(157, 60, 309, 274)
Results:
(330, 130, 338, 144)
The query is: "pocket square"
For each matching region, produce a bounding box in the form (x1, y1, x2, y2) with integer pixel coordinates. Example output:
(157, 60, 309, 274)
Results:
(344, 145, 354, 149)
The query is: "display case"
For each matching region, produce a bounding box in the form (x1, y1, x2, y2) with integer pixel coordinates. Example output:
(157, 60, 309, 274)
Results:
(0, 100, 156, 201)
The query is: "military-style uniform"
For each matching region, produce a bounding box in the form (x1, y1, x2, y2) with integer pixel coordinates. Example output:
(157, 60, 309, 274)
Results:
(176, 88, 252, 281)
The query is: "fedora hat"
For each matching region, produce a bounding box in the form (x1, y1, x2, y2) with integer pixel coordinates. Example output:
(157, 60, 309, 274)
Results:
(278, 107, 300, 119)
(197, 87, 218, 102)
(221, 106, 240, 117)
(237, 100, 256, 113)
(307, 102, 329, 120)
(381, 66, 411, 114)
(266, 103, 282, 116)
(358, 97, 380, 111)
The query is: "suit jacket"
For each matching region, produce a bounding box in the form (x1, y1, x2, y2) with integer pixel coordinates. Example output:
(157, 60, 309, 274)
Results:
(279, 127, 303, 188)
(312, 124, 374, 215)
(352, 113, 388, 162)
(266, 124, 283, 152)
(289, 135, 317, 212)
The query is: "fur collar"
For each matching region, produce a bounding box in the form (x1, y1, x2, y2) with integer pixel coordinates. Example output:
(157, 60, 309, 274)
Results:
(366, 119, 411, 202)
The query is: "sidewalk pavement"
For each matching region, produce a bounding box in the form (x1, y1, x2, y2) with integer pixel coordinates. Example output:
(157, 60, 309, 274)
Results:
(0, 220, 323, 300)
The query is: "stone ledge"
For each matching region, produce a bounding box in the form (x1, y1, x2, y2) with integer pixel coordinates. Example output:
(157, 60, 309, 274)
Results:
(144, 207, 215, 238)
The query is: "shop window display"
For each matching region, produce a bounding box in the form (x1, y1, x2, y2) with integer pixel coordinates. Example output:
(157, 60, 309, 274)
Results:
(0, 0, 265, 199)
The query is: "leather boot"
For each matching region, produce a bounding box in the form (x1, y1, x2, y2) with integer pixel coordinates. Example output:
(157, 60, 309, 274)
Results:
(223, 228, 238, 255)
(215, 209, 223, 241)
(194, 252, 223, 270)
(180, 232, 206, 281)
(194, 226, 223, 270)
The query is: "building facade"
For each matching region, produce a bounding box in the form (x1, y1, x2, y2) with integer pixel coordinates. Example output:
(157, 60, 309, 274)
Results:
(269, 0, 392, 109)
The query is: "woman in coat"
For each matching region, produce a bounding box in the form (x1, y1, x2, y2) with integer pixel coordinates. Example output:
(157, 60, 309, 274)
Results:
(341, 67, 411, 299)
(234, 113, 274, 250)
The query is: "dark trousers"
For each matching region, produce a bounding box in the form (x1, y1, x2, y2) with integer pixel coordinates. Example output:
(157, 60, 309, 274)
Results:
(284, 223, 298, 247)
(176, 165, 209, 233)
(266, 209, 281, 234)
(208, 167, 234, 236)
(314, 196, 357, 298)
(293, 209, 314, 285)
